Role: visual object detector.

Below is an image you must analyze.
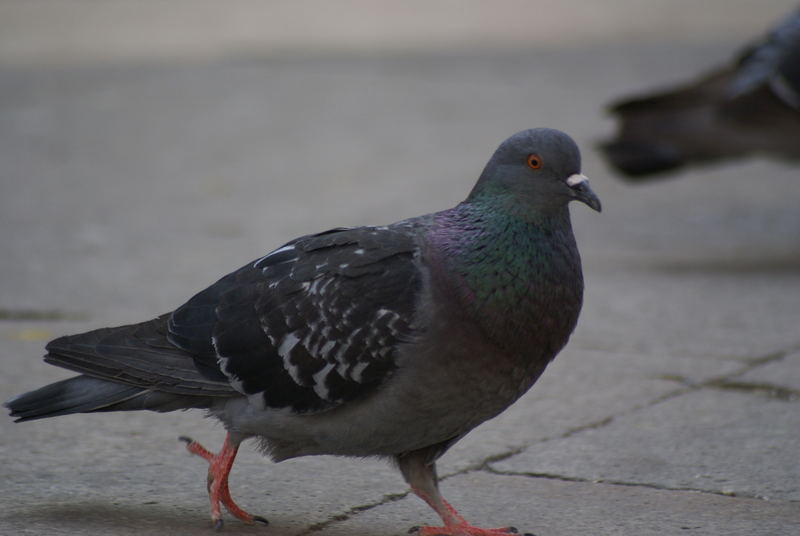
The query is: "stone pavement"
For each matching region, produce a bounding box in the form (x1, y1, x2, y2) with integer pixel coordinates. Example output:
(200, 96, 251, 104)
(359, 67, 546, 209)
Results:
(1, 2, 799, 535)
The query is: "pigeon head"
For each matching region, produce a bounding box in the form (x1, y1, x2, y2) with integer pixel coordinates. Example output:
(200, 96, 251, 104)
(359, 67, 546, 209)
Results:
(468, 128, 601, 216)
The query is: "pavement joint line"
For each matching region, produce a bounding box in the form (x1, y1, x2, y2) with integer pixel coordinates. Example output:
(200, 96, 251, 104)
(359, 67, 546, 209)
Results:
(0, 308, 90, 322)
(702, 379, 800, 402)
(479, 467, 761, 500)
(647, 343, 800, 406)
(559, 343, 800, 439)
(512, 345, 800, 452)
(297, 491, 410, 535)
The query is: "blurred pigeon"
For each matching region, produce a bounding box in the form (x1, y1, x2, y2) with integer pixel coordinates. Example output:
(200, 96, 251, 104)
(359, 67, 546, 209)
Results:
(6, 128, 600, 535)
(602, 8, 800, 179)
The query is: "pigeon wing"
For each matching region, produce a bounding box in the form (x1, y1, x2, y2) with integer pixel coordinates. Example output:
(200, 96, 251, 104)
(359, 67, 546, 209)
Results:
(168, 226, 425, 414)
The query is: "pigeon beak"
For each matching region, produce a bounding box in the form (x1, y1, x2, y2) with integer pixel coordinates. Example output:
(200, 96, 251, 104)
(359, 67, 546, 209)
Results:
(566, 174, 602, 212)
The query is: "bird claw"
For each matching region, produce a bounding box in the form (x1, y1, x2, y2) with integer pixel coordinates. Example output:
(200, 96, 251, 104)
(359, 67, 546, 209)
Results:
(180, 434, 268, 529)
(211, 514, 268, 531)
(408, 524, 522, 536)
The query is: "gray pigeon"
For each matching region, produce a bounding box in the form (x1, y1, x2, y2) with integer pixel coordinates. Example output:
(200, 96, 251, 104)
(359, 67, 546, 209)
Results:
(602, 8, 800, 179)
(6, 128, 600, 535)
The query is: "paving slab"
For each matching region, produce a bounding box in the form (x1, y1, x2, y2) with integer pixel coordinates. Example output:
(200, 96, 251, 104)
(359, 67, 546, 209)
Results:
(578, 268, 800, 359)
(314, 471, 800, 536)
(492, 387, 800, 502)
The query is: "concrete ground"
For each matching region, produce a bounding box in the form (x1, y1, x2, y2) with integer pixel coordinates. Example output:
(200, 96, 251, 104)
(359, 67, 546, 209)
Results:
(1, 2, 798, 535)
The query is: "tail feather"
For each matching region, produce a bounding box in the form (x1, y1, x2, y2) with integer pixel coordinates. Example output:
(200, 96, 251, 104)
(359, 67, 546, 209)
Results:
(42, 315, 235, 396)
(6, 315, 238, 423)
(5, 375, 212, 422)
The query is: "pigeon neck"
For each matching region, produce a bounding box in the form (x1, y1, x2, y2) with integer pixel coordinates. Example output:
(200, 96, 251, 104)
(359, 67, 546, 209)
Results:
(466, 181, 571, 223)
(429, 199, 583, 360)
(435, 199, 580, 307)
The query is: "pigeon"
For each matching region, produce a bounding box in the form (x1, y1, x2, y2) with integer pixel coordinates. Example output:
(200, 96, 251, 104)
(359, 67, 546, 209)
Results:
(601, 8, 800, 179)
(6, 128, 600, 535)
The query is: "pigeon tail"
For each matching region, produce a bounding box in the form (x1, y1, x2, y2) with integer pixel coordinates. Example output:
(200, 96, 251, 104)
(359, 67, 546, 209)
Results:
(4, 375, 210, 422)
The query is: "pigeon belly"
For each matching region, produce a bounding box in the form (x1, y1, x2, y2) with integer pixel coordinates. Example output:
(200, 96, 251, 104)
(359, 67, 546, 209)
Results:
(214, 304, 545, 462)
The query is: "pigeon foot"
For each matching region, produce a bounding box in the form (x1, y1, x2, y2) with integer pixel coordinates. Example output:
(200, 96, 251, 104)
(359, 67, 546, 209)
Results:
(179, 434, 269, 529)
(409, 524, 525, 536)
(407, 487, 531, 536)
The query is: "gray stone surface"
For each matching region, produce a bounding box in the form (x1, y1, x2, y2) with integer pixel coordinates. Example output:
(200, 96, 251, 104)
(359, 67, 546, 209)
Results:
(2, 2, 800, 535)
(492, 386, 800, 501)
(578, 269, 800, 359)
(315, 472, 800, 536)
(736, 351, 800, 393)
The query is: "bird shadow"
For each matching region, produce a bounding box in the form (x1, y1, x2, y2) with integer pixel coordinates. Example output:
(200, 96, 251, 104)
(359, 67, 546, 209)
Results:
(5, 501, 391, 536)
(6, 502, 270, 535)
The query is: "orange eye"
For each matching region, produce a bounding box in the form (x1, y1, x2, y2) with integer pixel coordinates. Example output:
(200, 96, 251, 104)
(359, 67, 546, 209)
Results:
(526, 154, 543, 170)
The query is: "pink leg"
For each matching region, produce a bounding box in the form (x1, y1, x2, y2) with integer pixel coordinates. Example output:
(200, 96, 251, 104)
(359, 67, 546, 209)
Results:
(397, 450, 526, 536)
(411, 487, 521, 536)
(180, 434, 268, 530)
